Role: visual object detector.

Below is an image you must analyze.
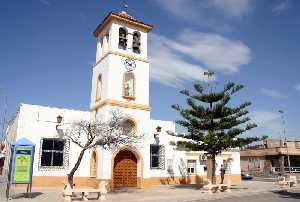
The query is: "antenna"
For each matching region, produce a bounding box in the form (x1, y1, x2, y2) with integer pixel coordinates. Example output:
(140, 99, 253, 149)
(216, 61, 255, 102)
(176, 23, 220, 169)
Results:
(122, 1, 128, 13)
(0, 87, 8, 140)
(203, 70, 215, 93)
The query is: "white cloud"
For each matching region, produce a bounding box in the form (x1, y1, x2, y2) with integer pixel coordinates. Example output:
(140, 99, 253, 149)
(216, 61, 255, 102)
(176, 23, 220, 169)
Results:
(154, 0, 253, 29)
(251, 110, 282, 134)
(149, 30, 251, 87)
(296, 83, 300, 91)
(212, 0, 252, 17)
(272, 0, 289, 14)
(260, 88, 287, 99)
(149, 33, 207, 88)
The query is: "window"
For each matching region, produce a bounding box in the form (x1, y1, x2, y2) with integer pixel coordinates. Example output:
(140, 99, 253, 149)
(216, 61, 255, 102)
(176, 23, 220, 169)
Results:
(132, 32, 141, 54)
(150, 144, 165, 169)
(187, 160, 196, 175)
(40, 138, 68, 169)
(248, 157, 260, 170)
(223, 159, 232, 174)
(119, 27, 127, 50)
(123, 72, 135, 99)
(122, 118, 136, 135)
(95, 74, 102, 100)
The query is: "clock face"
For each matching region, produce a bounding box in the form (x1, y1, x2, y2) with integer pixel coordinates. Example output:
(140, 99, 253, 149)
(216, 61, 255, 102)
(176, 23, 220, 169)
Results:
(124, 58, 136, 71)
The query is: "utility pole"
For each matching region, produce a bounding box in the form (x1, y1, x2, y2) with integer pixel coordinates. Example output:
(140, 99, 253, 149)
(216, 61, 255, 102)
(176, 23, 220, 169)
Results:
(278, 110, 291, 174)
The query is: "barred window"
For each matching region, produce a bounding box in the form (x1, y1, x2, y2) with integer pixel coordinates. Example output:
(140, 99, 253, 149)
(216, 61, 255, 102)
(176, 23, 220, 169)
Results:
(150, 144, 165, 169)
(187, 160, 196, 175)
(40, 138, 69, 169)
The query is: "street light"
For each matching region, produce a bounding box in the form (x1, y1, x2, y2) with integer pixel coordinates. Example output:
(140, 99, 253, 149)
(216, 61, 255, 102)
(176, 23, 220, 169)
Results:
(278, 110, 291, 174)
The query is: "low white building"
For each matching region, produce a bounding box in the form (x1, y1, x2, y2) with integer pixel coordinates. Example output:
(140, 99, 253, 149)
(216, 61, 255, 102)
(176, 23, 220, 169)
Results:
(5, 11, 241, 189)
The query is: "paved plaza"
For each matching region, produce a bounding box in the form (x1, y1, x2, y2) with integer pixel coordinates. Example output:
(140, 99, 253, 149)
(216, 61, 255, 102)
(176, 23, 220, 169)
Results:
(0, 181, 299, 202)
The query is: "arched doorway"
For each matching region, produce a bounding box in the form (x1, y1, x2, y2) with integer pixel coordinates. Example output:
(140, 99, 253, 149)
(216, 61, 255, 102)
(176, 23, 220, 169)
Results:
(90, 151, 97, 177)
(113, 150, 137, 188)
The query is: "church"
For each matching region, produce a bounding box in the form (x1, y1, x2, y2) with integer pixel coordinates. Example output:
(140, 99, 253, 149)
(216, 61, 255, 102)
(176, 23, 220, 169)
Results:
(4, 10, 241, 189)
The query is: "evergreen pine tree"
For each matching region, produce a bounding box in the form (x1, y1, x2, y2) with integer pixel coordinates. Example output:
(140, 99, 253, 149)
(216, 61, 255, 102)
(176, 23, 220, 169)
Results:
(172, 79, 265, 184)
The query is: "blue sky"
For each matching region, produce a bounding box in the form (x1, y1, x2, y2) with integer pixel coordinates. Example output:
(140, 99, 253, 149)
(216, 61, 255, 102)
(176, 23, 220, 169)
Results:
(0, 0, 300, 139)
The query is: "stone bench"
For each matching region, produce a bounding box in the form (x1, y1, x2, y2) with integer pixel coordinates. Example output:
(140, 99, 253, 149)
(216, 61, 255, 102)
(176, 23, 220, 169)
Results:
(278, 176, 297, 188)
(63, 181, 108, 201)
(204, 183, 231, 193)
(278, 180, 297, 188)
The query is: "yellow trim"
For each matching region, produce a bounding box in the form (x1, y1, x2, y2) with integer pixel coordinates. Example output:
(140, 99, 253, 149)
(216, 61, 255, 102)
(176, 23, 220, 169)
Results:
(109, 50, 149, 63)
(27, 174, 240, 188)
(93, 50, 149, 68)
(90, 99, 151, 112)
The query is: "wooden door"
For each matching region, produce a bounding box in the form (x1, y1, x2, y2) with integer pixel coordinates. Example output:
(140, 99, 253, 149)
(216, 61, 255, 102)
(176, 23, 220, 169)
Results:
(113, 150, 137, 188)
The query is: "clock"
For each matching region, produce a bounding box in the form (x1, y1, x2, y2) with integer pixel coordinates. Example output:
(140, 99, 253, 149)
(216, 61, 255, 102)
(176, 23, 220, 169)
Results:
(124, 58, 136, 71)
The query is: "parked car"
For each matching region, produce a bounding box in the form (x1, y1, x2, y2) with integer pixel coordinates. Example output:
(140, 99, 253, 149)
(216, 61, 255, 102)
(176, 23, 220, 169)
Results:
(241, 172, 253, 180)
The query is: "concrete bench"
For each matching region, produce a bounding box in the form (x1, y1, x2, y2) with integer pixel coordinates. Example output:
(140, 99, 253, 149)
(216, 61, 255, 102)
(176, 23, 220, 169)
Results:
(278, 176, 297, 188)
(70, 188, 103, 201)
(63, 181, 108, 201)
(204, 183, 231, 193)
(279, 180, 296, 188)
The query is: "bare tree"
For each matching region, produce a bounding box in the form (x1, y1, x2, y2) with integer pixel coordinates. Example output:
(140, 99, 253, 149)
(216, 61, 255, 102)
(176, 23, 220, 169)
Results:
(64, 111, 140, 189)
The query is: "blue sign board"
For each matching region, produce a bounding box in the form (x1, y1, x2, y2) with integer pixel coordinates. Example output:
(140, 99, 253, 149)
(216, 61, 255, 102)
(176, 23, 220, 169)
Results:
(8, 138, 35, 184)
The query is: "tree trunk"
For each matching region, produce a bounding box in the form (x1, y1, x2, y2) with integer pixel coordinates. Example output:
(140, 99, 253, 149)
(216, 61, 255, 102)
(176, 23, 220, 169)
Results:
(211, 154, 216, 184)
(67, 148, 86, 188)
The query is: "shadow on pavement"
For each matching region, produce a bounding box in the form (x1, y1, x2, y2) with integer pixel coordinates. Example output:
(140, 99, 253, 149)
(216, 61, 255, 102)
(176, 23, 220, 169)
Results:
(272, 190, 300, 199)
(11, 192, 43, 199)
(169, 184, 204, 190)
(111, 187, 140, 194)
(169, 184, 248, 191)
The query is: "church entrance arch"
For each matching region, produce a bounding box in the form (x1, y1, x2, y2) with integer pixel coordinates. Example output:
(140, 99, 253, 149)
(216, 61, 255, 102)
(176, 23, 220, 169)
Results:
(113, 149, 137, 188)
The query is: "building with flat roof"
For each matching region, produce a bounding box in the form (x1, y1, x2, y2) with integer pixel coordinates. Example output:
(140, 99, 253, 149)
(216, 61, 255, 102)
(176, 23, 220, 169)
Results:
(240, 139, 300, 175)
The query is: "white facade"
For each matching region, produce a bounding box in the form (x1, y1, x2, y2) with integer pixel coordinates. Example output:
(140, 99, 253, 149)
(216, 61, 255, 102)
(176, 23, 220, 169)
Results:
(4, 11, 241, 188)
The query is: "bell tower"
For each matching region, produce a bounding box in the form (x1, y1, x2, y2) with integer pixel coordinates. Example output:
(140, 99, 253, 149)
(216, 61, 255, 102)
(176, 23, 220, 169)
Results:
(90, 10, 153, 120)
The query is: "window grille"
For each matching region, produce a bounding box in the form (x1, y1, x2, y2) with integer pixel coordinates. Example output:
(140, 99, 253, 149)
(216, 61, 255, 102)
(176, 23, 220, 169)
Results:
(150, 144, 165, 169)
(39, 138, 69, 170)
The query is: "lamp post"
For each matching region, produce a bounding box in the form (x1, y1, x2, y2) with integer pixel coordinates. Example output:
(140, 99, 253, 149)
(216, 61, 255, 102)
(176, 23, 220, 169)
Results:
(278, 110, 291, 174)
(56, 115, 63, 130)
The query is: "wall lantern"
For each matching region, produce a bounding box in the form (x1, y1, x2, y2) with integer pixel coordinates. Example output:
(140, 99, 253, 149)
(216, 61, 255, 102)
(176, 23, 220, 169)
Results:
(56, 115, 63, 130)
(154, 126, 162, 145)
(56, 115, 63, 124)
(156, 126, 162, 133)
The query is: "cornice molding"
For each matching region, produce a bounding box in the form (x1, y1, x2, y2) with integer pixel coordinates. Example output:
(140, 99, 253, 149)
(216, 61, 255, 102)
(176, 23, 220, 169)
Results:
(90, 99, 151, 112)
